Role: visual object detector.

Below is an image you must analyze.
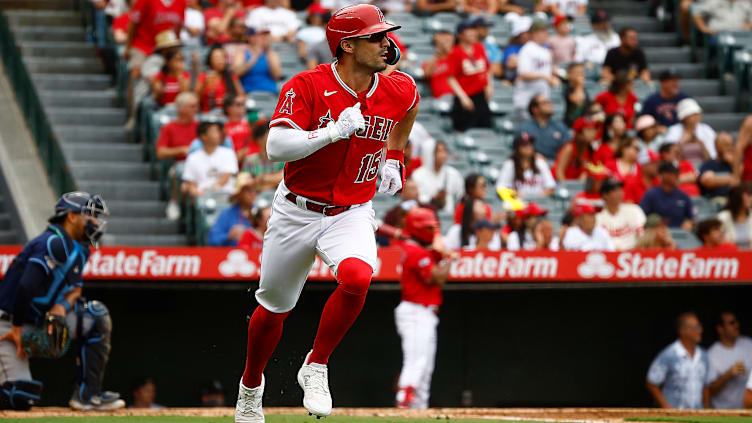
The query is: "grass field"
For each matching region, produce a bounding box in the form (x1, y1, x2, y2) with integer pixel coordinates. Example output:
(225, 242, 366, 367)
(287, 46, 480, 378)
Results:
(0, 416, 540, 423)
(627, 417, 752, 423)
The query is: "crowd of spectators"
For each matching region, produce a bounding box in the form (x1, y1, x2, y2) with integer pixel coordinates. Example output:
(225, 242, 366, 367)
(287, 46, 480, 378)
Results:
(91, 0, 752, 251)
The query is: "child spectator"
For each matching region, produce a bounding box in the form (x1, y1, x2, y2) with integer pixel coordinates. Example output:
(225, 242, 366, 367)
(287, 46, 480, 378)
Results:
(548, 15, 576, 67)
(196, 44, 244, 112)
(149, 49, 191, 107)
(554, 117, 597, 181)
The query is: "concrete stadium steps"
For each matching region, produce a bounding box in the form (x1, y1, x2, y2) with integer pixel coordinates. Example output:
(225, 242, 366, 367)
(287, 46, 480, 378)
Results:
(5, 3, 188, 245)
(649, 63, 706, 79)
(694, 96, 736, 114)
(589, 1, 649, 16)
(703, 113, 748, 132)
(644, 47, 691, 64)
(19, 41, 97, 58)
(680, 79, 722, 97)
(639, 33, 680, 47)
(611, 16, 663, 33)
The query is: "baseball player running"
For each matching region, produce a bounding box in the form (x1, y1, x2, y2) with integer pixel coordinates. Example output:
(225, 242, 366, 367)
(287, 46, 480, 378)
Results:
(234, 4, 419, 422)
(394, 208, 449, 409)
(0, 192, 124, 411)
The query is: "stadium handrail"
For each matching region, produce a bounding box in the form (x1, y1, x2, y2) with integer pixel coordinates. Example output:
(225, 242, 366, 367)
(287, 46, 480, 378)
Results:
(0, 10, 76, 195)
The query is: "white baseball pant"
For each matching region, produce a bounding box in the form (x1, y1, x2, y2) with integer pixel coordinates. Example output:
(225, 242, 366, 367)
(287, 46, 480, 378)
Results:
(395, 300, 438, 409)
(255, 181, 378, 313)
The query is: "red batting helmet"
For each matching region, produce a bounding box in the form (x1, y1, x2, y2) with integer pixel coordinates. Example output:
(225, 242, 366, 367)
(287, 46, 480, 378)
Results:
(404, 207, 439, 245)
(325, 4, 401, 57)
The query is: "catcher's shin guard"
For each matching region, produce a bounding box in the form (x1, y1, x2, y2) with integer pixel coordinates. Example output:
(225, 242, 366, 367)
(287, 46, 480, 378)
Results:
(74, 300, 112, 401)
(0, 379, 43, 410)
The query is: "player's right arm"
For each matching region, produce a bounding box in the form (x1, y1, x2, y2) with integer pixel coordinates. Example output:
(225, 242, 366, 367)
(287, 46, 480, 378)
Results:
(267, 76, 365, 162)
(430, 259, 450, 286)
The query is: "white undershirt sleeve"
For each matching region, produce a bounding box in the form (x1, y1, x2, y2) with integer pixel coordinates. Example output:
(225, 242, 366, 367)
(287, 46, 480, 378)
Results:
(266, 124, 338, 162)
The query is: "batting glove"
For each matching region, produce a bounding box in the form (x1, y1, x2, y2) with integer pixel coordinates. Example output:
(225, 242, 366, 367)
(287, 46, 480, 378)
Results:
(328, 102, 366, 142)
(379, 150, 405, 195)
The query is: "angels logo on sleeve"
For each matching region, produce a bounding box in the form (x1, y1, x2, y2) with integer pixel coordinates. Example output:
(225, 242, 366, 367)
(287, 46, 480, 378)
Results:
(318, 110, 334, 129)
(279, 89, 296, 115)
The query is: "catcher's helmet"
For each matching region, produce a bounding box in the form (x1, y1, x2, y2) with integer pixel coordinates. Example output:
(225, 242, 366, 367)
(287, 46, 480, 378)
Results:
(49, 191, 109, 246)
(326, 4, 400, 58)
(404, 207, 439, 245)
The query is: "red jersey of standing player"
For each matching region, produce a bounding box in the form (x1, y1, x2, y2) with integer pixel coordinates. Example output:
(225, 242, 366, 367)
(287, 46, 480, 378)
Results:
(400, 240, 443, 307)
(270, 64, 419, 205)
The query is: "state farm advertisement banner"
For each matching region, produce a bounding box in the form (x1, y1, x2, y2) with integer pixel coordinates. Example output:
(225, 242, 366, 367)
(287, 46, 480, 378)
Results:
(0, 246, 748, 282)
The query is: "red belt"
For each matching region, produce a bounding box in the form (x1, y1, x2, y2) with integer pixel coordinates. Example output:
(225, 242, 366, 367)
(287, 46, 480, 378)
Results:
(285, 193, 351, 216)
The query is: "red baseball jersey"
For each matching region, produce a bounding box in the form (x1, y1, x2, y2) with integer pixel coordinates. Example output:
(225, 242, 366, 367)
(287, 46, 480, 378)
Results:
(131, 0, 186, 56)
(447, 43, 489, 97)
(399, 240, 443, 307)
(270, 63, 420, 205)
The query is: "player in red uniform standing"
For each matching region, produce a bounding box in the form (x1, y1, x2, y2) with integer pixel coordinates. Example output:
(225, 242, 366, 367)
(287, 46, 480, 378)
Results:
(234, 4, 419, 423)
(394, 208, 449, 409)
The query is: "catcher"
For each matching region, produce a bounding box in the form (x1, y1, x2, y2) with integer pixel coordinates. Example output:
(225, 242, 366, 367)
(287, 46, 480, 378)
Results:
(0, 192, 124, 411)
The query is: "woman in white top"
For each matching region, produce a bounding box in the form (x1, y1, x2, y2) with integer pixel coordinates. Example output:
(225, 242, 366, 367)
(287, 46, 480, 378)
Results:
(496, 132, 556, 198)
(718, 184, 752, 249)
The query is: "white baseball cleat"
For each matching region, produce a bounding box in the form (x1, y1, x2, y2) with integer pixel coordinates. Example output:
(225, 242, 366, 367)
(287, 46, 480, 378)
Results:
(235, 376, 265, 423)
(297, 351, 332, 418)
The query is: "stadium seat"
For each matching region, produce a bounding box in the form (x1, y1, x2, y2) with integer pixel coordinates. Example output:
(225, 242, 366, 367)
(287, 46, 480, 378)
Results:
(670, 228, 702, 249)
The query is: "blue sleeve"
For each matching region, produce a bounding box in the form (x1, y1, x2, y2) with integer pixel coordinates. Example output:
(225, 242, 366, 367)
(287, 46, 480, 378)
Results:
(11, 261, 48, 326)
(71, 246, 89, 287)
(188, 138, 201, 154)
(641, 96, 657, 118)
(207, 207, 237, 246)
(640, 190, 653, 215)
(223, 136, 233, 150)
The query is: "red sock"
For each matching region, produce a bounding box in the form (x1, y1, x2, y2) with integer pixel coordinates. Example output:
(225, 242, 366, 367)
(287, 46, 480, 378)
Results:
(242, 305, 290, 388)
(309, 258, 372, 365)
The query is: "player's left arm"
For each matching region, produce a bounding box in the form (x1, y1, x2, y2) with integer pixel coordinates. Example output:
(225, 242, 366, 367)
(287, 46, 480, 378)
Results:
(379, 104, 419, 195)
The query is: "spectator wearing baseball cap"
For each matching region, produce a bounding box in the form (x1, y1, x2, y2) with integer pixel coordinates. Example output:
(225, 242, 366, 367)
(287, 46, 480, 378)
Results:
(596, 178, 646, 250)
(641, 69, 689, 131)
(658, 142, 700, 197)
(501, 16, 532, 84)
(696, 218, 737, 250)
(514, 19, 558, 119)
(562, 203, 614, 251)
(447, 19, 492, 132)
(602, 27, 650, 85)
(472, 219, 502, 251)
(496, 132, 557, 198)
(554, 117, 598, 181)
(574, 10, 620, 68)
(472, 16, 503, 79)
(636, 213, 676, 249)
(518, 94, 571, 161)
(422, 29, 455, 98)
(548, 15, 576, 66)
(572, 163, 608, 210)
(699, 132, 739, 201)
(507, 202, 548, 250)
(234, 25, 282, 94)
(665, 98, 718, 170)
(640, 161, 696, 230)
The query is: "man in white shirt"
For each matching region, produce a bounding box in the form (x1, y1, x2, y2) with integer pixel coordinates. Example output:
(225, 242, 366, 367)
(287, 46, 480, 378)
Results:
(595, 178, 646, 250)
(245, 0, 299, 43)
(575, 10, 620, 67)
(708, 311, 752, 409)
(182, 121, 239, 197)
(664, 98, 718, 160)
(563, 203, 615, 251)
(514, 20, 557, 117)
(412, 141, 465, 215)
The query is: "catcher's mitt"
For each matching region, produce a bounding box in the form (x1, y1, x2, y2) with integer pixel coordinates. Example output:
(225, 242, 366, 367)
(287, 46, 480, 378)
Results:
(22, 313, 70, 359)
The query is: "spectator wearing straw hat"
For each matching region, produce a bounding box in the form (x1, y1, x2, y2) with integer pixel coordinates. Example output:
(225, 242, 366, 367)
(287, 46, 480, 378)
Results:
(208, 172, 258, 246)
(562, 203, 614, 251)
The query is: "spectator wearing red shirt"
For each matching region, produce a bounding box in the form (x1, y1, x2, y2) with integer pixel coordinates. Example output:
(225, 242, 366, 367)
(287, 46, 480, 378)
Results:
(204, 0, 245, 45)
(572, 164, 608, 210)
(697, 218, 737, 250)
(593, 113, 627, 164)
(659, 141, 700, 197)
(554, 117, 598, 181)
(149, 49, 191, 106)
(447, 19, 492, 132)
(195, 44, 244, 112)
(223, 93, 257, 163)
(112, 12, 131, 45)
(422, 30, 454, 99)
(595, 71, 638, 128)
(156, 92, 199, 219)
(736, 115, 752, 182)
(605, 137, 644, 203)
(239, 204, 271, 249)
(127, 0, 186, 69)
